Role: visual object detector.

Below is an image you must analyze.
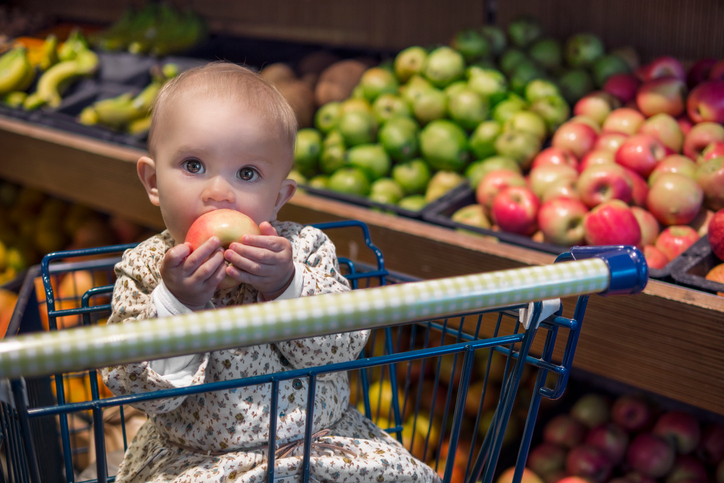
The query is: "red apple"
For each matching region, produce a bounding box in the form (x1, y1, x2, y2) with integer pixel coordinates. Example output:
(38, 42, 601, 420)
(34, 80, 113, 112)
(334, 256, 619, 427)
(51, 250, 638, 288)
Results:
(543, 414, 587, 449)
(696, 423, 724, 466)
(577, 163, 633, 208)
(665, 455, 709, 483)
(185, 209, 261, 290)
(612, 394, 653, 432)
(569, 115, 603, 134)
(686, 58, 718, 88)
(476, 169, 527, 212)
(638, 113, 684, 154)
(527, 443, 567, 478)
(687, 80, 724, 123)
(710, 60, 724, 81)
(552, 121, 599, 159)
(636, 77, 687, 118)
(579, 149, 616, 173)
(595, 131, 629, 153)
(683, 121, 724, 160)
(532, 147, 580, 171)
(652, 411, 701, 455)
(585, 423, 629, 466)
(528, 164, 579, 199)
(570, 393, 611, 429)
(575, 91, 620, 125)
(623, 168, 649, 207)
(646, 173, 704, 225)
(699, 141, 724, 164)
(695, 157, 724, 211)
(584, 199, 641, 246)
(648, 155, 698, 186)
(643, 245, 670, 269)
(654, 226, 700, 261)
(708, 209, 724, 260)
(637, 56, 686, 82)
(603, 73, 641, 104)
(631, 206, 661, 247)
(615, 134, 667, 178)
(566, 445, 613, 483)
(491, 185, 540, 236)
(626, 433, 676, 479)
(602, 108, 646, 136)
(676, 116, 693, 137)
(542, 178, 581, 203)
(537, 197, 589, 246)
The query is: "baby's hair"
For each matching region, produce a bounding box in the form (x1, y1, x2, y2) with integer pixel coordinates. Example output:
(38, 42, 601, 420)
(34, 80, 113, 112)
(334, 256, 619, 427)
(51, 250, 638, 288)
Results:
(148, 61, 298, 158)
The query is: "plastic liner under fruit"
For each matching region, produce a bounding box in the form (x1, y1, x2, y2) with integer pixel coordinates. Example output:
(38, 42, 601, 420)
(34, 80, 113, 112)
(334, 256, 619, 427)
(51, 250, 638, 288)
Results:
(670, 236, 724, 295)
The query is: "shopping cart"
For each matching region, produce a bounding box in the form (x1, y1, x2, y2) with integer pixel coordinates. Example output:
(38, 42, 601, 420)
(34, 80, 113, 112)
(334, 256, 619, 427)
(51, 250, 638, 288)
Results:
(0, 220, 648, 483)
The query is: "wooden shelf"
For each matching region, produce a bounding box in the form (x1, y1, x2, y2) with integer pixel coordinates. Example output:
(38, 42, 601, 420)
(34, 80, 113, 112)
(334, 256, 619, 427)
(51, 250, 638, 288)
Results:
(1, 114, 723, 416)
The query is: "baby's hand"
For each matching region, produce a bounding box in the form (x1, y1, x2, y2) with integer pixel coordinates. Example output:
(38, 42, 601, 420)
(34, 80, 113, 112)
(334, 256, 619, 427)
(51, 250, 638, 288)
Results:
(161, 237, 227, 309)
(224, 222, 294, 300)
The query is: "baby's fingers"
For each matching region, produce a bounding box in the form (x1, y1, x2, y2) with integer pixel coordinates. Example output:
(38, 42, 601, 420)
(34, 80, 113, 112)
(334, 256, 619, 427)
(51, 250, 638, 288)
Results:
(184, 237, 222, 269)
(163, 243, 192, 269)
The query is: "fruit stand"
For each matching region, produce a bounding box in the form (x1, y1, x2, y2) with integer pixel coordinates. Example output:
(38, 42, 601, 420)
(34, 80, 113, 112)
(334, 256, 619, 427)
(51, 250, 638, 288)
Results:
(1, 0, 724, 481)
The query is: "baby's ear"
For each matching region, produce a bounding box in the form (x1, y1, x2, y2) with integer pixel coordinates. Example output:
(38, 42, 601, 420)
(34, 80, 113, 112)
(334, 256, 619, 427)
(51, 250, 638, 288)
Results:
(137, 156, 160, 207)
(271, 178, 297, 219)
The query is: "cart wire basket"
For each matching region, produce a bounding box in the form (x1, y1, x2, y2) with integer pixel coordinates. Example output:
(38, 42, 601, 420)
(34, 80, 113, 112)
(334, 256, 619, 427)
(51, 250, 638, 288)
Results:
(0, 220, 648, 483)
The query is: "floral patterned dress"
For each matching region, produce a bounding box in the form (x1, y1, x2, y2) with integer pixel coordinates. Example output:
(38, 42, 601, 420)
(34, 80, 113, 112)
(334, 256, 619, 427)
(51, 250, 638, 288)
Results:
(101, 221, 440, 483)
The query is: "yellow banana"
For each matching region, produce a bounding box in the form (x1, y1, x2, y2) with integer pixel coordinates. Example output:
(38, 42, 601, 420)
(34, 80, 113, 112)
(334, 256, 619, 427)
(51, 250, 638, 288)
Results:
(0, 47, 32, 95)
(25, 49, 99, 110)
(38, 35, 59, 71)
(93, 92, 145, 129)
(3, 91, 27, 108)
(131, 80, 162, 112)
(78, 106, 99, 125)
(127, 115, 152, 135)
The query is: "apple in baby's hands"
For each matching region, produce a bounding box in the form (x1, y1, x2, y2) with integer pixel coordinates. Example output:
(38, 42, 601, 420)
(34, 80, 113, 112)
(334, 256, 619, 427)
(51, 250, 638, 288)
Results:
(185, 209, 261, 289)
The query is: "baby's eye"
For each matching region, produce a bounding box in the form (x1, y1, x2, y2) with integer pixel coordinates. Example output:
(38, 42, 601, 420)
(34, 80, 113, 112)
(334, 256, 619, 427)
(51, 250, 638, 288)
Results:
(238, 167, 259, 181)
(182, 159, 204, 174)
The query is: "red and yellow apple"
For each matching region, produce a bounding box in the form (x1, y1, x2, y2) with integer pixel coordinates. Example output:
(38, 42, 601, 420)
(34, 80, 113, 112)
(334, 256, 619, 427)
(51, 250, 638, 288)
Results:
(583, 199, 641, 246)
(655, 225, 700, 261)
(646, 173, 704, 226)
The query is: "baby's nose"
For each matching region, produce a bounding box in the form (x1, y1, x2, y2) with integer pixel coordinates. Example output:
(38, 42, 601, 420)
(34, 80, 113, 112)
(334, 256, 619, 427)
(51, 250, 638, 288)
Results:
(203, 177, 236, 203)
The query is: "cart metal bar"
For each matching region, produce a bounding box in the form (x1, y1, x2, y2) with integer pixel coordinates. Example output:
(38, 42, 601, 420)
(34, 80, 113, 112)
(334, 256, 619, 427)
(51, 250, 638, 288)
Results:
(0, 249, 646, 380)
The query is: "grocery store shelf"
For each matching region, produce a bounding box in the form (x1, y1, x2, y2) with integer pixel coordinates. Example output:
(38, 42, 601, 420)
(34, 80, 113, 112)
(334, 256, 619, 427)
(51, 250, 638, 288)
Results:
(1, 114, 723, 416)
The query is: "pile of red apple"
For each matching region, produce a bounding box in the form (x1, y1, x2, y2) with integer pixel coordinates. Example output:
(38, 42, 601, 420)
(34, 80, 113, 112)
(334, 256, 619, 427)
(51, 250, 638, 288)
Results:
(521, 392, 724, 483)
(473, 56, 724, 270)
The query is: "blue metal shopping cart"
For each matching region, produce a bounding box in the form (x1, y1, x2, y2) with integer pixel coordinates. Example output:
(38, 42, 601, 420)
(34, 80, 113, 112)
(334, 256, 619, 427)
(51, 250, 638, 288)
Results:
(0, 220, 647, 483)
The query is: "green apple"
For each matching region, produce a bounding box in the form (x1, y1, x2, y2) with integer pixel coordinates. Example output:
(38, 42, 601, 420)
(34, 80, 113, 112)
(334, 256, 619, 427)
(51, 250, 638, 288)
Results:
(412, 87, 448, 125)
(492, 96, 527, 125)
(378, 116, 419, 162)
(524, 78, 561, 103)
(419, 119, 470, 172)
(400, 75, 434, 106)
(340, 97, 373, 114)
(319, 144, 346, 175)
(346, 143, 391, 181)
(507, 15, 544, 49)
(308, 174, 330, 190)
(557, 68, 594, 104)
(337, 110, 378, 147)
(469, 120, 502, 159)
(503, 110, 547, 142)
(327, 167, 371, 196)
(425, 170, 465, 202)
(452, 204, 491, 229)
(565, 33, 605, 68)
(529, 95, 571, 134)
(494, 129, 542, 170)
(359, 67, 399, 103)
(392, 158, 432, 195)
(423, 46, 465, 88)
(499, 48, 528, 76)
(314, 102, 342, 133)
(444, 80, 469, 98)
(528, 38, 563, 72)
(592, 54, 630, 88)
(294, 128, 322, 177)
(479, 25, 508, 57)
(394, 46, 428, 84)
(323, 129, 345, 149)
(287, 169, 307, 186)
(398, 194, 428, 211)
(451, 28, 490, 62)
(467, 67, 508, 105)
(372, 93, 411, 124)
(465, 156, 521, 188)
(448, 88, 489, 130)
(509, 59, 547, 96)
(368, 177, 405, 205)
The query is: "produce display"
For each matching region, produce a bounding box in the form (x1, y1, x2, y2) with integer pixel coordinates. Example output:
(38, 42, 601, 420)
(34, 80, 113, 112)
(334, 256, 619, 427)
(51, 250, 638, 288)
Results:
(513, 387, 724, 483)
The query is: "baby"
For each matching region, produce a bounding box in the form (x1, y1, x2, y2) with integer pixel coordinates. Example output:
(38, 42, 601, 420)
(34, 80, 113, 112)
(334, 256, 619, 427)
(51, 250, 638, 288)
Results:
(101, 62, 440, 483)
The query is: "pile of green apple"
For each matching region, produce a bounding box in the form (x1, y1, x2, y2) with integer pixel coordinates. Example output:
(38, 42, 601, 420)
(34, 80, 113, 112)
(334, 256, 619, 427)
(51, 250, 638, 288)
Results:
(290, 16, 638, 213)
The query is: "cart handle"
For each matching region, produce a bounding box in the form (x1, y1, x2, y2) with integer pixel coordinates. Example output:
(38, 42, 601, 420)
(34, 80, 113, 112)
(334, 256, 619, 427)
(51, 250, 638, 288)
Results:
(0, 245, 647, 380)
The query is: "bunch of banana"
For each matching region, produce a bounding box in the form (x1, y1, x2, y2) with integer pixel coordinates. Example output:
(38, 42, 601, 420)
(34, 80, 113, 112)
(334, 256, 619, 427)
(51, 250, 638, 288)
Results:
(0, 46, 33, 96)
(23, 30, 99, 111)
(91, 3, 206, 57)
(78, 63, 179, 135)
(1, 35, 60, 107)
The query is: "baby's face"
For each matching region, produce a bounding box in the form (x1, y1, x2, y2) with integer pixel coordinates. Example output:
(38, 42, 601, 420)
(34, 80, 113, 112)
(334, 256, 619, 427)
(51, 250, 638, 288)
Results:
(150, 93, 295, 243)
